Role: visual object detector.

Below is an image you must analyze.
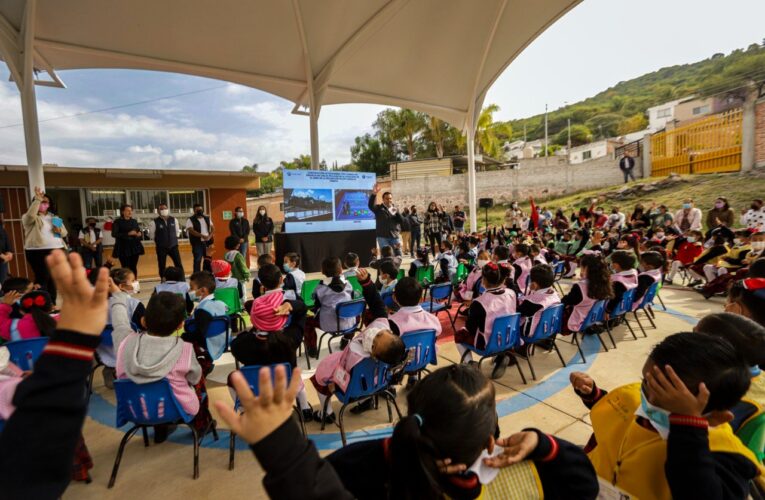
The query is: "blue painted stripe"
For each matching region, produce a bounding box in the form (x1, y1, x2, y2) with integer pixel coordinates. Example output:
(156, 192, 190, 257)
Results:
(87, 305, 701, 452)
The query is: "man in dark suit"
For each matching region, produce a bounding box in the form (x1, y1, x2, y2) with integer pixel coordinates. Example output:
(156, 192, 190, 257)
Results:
(619, 151, 636, 183)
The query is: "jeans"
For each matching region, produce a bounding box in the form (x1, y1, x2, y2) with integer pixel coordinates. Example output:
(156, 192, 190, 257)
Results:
(255, 241, 272, 258)
(81, 247, 103, 270)
(192, 243, 206, 273)
(410, 231, 421, 256)
(376, 237, 401, 256)
(622, 169, 636, 183)
(427, 232, 442, 257)
(157, 245, 184, 279)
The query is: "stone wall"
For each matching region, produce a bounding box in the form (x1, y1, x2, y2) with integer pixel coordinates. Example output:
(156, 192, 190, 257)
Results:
(756, 98, 765, 168)
(392, 155, 641, 210)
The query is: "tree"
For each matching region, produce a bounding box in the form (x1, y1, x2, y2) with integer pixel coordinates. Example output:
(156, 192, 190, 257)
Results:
(350, 133, 396, 176)
(553, 124, 592, 147)
(585, 113, 623, 139)
(474, 104, 512, 158)
(241, 163, 258, 173)
(617, 113, 648, 136)
(423, 116, 448, 158)
(386, 109, 427, 159)
(279, 154, 312, 170)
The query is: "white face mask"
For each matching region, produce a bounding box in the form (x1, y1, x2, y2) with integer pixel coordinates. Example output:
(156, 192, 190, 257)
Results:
(476, 259, 489, 268)
(752, 242, 765, 252)
(686, 237, 696, 243)
(361, 327, 382, 353)
(236, 211, 244, 218)
(655, 233, 665, 240)
(131, 281, 140, 294)
(258, 210, 265, 216)
(159, 209, 169, 217)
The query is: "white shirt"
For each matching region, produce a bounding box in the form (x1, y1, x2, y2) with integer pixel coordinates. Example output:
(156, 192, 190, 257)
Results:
(185, 216, 212, 236)
(79, 228, 99, 245)
(35, 214, 65, 250)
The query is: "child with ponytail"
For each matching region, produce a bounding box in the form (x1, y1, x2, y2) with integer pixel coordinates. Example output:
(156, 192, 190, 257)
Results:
(0, 289, 56, 341)
(561, 253, 613, 334)
(512, 243, 533, 293)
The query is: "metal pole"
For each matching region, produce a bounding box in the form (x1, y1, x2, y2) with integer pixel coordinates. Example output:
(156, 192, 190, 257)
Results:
(567, 117, 571, 161)
(544, 103, 548, 158)
(309, 104, 320, 169)
(467, 114, 478, 232)
(21, 0, 45, 192)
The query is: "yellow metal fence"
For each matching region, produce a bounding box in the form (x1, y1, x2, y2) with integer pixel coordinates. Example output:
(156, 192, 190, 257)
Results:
(651, 108, 742, 176)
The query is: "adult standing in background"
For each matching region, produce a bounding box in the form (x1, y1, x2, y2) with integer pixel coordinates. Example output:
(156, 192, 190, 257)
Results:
(186, 203, 214, 273)
(0, 221, 13, 285)
(399, 207, 412, 256)
(452, 205, 466, 235)
(111, 204, 144, 277)
(618, 151, 636, 183)
(423, 202, 444, 257)
(252, 205, 274, 258)
(504, 201, 524, 232)
(741, 199, 765, 232)
(229, 206, 251, 258)
(368, 184, 403, 255)
(22, 187, 67, 302)
(78, 217, 103, 270)
(673, 198, 702, 232)
(149, 202, 183, 279)
(408, 206, 422, 257)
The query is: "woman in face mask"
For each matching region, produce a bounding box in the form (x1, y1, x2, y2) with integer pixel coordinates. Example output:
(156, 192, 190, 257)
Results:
(706, 197, 735, 234)
(228, 205, 251, 259)
(252, 205, 274, 259)
(21, 187, 68, 303)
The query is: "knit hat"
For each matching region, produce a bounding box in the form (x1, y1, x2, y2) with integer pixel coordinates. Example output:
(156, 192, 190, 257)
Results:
(249, 292, 289, 332)
(211, 259, 231, 278)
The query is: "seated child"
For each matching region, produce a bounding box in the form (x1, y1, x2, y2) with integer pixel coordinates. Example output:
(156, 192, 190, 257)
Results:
(687, 235, 729, 285)
(212, 259, 244, 302)
(1, 278, 56, 341)
(455, 263, 517, 376)
(561, 253, 613, 334)
(0, 345, 25, 419)
(455, 250, 490, 302)
(326, 364, 599, 499)
(386, 277, 442, 337)
(109, 267, 145, 326)
(182, 271, 229, 372)
(408, 247, 429, 279)
(571, 332, 761, 499)
(702, 229, 752, 283)
(115, 291, 214, 441)
(342, 252, 360, 278)
(726, 276, 765, 327)
(223, 235, 251, 297)
(665, 230, 704, 284)
(512, 243, 533, 293)
(606, 250, 639, 314)
(517, 264, 561, 338)
(310, 321, 405, 423)
(378, 261, 399, 295)
(303, 257, 354, 357)
(250, 253, 274, 301)
(282, 252, 306, 300)
(154, 266, 193, 313)
(632, 251, 664, 310)
(530, 243, 547, 265)
(434, 240, 458, 283)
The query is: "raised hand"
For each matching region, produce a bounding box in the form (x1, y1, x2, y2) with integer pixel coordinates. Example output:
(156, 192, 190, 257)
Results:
(34, 186, 45, 201)
(356, 268, 370, 282)
(47, 250, 109, 336)
(570, 371, 594, 395)
(2, 290, 20, 305)
(372, 183, 381, 195)
(484, 431, 540, 468)
(646, 364, 709, 417)
(214, 365, 302, 445)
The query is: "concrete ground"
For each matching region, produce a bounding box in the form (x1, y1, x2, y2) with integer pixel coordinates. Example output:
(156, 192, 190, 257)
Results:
(65, 265, 721, 499)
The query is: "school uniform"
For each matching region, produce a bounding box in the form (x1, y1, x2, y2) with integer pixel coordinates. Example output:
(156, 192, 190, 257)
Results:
(456, 266, 483, 301)
(283, 268, 306, 298)
(435, 251, 458, 282)
(379, 279, 397, 296)
(632, 268, 662, 310)
(456, 287, 517, 349)
(561, 280, 597, 333)
(607, 270, 638, 313)
(181, 294, 229, 368)
(518, 287, 561, 337)
(407, 259, 426, 278)
(342, 267, 359, 278)
(513, 256, 533, 293)
(387, 305, 442, 337)
(580, 382, 763, 500)
(100, 294, 145, 367)
(303, 277, 354, 350)
(154, 280, 193, 313)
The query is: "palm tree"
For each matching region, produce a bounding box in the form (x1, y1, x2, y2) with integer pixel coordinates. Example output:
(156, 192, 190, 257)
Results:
(474, 104, 512, 158)
(393, 109, 427, 159)
(424, 116, 447, 158)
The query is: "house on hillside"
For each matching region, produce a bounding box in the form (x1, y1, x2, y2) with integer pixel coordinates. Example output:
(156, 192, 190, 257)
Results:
(647, 98, 685, 132)
(502, 139, 544, 160)
(673, 95, 743, 125)
(569, 138, 623, 164)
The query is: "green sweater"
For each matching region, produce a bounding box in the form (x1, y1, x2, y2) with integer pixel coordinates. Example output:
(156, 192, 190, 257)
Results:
(224, 250, 251, 282)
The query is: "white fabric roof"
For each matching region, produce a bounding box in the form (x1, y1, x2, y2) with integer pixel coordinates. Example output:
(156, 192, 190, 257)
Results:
(0, 0, 579, 129)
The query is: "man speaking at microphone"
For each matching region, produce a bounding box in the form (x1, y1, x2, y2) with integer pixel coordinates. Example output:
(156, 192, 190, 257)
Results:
(368, 183, 404, 256)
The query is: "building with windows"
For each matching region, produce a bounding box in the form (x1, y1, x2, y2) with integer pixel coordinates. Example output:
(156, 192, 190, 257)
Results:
(568, 138, 622, 164)
(0, 165, 260, 279)
(646, 98, 685, 132)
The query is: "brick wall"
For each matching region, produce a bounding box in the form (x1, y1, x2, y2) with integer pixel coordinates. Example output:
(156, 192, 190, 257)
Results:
(756, 98, 765, 168)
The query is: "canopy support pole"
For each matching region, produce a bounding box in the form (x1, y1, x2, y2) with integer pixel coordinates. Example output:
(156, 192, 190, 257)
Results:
(20, 0, 45, 193)
(466, 114, 477, 232)
(309, 104, 320, 169)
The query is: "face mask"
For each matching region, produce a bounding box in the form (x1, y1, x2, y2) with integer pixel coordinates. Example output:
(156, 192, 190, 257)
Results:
(159, 209, 169, 217)
(715, 202, 724, 209)
(195, 209, 204, 216)
(636, 388, 671, 439)
(258, 210, 265, 216)
(39, 203, 50, 213)
(188, 290, 199, 302)
(130, 281, 140, 294)
(751, 365, 762, 377)
(89, 222, 97, 228)
(476, 259, 489, 268)
(752, 242, 765, 252)
(595, 211, 603, 216)
(655, 233, 665, 240)
(237, 211, 244, 218)
(283, 263, 292, 273)
(682, 203, 691, 209)
(686, 237, 696, 243)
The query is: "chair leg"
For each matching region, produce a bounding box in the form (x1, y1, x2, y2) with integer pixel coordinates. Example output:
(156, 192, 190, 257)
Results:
(459, 349, 470, 364)
(108, 425, 140, 488)
(605, 322, 617, 349)
(524, 352, 537, 381)
(623, 316, 638, 340)
(142, 426, 150, 447)
(552, 339, 567, 367)
(188, 425, 200, 480)
(386, 390, 403, 419)
(573, 334, 587, 363)
(385, 396, 393, 423)
(228, 431, 236, 471)
(317, 333, 326, 357)
(510, 353, 527, 384)
(294, 405, 307, 437)
(645, 307, 657, 328)
(633, 312, 648, 337)
(320, 395, 332, 431)
(303, 341, 312, 370)
(338, 403, 349, 446)
(657, 294, 667, 311)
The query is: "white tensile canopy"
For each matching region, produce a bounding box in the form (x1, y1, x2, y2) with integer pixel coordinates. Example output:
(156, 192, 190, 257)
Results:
(0, 0, 579, 230)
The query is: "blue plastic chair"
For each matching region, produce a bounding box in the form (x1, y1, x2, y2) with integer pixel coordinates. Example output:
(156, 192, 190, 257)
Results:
(317, 299, 366, 355)
(184, 315, 232, 360)
(89, 322, 140, 394)
(457, 313, 527, 384)
(381, 291, 396, 310)
(610, 288, 640, 340)
(633, 282, 660, 336)
(421, 282, 454, 330)
(401, 329, 437, 377)
(320, 357, 401, 446)
(568, 300, 613, 363)
(5, 337, 48, 371)
(108, 379, 218, 487)
(520, 304, 566, 380)
(552, 261, 566, 294)
(228, 364, 305, 470)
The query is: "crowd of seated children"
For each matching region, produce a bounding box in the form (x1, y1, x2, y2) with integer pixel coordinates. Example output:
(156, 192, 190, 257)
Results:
(211, 259, 244, 302)
(632, 251, 664, 309)
(694, 312, 765, 429)
(701, 229, 752, 283)
(153, 266, 193, 314)
(181, 271, 228, 373)
(303, 257, 354, 358)
(230, 263, 312, 419)
(408, 247, 430, 279)
(455, 262, 517, 378)
(342, 252, 360, 278)
(282, 252, 305, 300)
(223, 235, 251, 296)
(665, 230, 704, 284)
(560, 253, 613, 334)
(0, 277, 56, 342)
(249, 253, 274, 301)
(571, 332, 761, 499)
(606, 250, 639, 315)
(113, 289, 214, 442)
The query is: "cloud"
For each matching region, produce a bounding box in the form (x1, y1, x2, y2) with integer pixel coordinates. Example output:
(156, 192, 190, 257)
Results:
(128, 144, 163, 154)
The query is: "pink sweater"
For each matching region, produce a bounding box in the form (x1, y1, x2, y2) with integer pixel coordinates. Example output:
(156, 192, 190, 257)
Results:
(0, 304, 41, 341)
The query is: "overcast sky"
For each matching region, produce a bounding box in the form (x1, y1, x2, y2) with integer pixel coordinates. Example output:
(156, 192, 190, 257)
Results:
(0, 0, 763, 172)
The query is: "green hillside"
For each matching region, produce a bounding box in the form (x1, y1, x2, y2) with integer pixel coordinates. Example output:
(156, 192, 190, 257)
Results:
(505, 40, 765, 145)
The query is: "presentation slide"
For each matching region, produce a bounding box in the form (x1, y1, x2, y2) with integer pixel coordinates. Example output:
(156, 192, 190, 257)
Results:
(283, 170, 376, 233)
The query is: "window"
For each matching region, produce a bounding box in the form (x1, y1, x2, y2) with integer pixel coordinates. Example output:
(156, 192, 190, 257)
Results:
(169, 190, 205, 214)
(582, 150, 592, 160)
(86, 189, 126, 217)
(656, 108, 671, 118)
(128, 189, 166, 214)
(279, 203, 284, 211)
(692, 105, 710, 115)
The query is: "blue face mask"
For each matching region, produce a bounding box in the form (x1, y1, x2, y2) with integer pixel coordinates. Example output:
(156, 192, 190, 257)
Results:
(283, 264, 292, 273)
(636, 388, 671, 439)
(188, 290, 199, 302)
(682, 203, 692, 209)
(751, 365, 762, 377)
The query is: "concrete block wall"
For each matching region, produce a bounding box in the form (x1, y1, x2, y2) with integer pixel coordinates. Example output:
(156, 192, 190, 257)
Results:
(392, 155, 634, 210)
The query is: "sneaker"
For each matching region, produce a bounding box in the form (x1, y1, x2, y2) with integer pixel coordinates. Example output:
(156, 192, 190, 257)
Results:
(307, 346, 319, 359)
(301, 406, 314, 422)
(491, 355, 510, 380)
(102, 366, 116, 390)
(349, 398, 375, 415)
(313, 410, 335, 425)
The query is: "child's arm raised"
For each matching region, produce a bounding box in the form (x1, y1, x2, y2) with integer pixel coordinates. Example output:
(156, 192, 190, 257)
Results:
(570, 371, 606, 408)
(357, 269, 386, 320)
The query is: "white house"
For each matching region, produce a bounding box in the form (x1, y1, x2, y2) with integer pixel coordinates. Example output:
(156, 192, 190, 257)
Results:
(569, 138, 622, 164)
(646, 98, 687, 132)
(502, 139, 544, 160)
